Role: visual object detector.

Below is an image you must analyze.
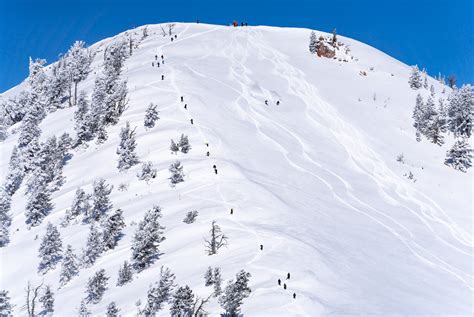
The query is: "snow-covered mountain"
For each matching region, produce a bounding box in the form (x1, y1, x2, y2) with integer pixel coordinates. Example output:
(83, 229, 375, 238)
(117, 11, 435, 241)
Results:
(0, 23, 472, 316)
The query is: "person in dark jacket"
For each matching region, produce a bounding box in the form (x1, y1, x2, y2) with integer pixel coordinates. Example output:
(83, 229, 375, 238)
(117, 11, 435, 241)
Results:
(287, 273, 290, 280)
(260, 244, 263, 250)
(181, 96, 184, 102)
(162, 75, 165, 80)
(283, 284, 287, 290)
(293, 293, 296, 299)
(278, 279, 281, 286)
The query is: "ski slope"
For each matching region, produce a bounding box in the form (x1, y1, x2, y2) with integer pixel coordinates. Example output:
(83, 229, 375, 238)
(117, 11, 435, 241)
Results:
(0, 23, 472, 316)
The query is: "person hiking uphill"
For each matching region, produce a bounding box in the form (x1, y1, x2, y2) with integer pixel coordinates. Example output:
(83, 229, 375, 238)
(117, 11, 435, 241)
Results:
(181, 96, 184, 102)
(286, 273, 290, 280)
(278, 279, 281, 286)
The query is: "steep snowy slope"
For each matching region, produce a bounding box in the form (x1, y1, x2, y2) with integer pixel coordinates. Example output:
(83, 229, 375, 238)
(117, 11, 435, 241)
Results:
(1, 23, 472, 316)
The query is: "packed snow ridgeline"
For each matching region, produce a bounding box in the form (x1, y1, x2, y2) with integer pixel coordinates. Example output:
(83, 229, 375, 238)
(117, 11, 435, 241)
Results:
(0, 23, 472, 316)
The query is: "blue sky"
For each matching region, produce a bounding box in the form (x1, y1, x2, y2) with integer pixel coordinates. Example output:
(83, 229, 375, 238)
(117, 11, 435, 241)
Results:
(0, 0, 472, 92)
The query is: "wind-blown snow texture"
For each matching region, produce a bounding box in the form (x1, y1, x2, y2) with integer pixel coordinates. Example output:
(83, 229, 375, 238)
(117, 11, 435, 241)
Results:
(0, 23, 472, 316)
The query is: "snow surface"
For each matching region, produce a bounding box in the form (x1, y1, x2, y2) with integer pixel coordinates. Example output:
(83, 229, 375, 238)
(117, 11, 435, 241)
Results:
(0, 23, 472, 316)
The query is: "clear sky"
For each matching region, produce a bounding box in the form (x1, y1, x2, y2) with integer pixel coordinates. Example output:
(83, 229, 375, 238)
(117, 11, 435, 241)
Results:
(0, 0, 472, 93)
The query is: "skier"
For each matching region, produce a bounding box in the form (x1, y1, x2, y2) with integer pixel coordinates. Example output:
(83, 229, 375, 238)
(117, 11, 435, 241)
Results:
(265, 100, 268, 105)
(161, 55, 164, 60)
(205, 143, 209, 147)
(287, 273, 290, 280)
(174, 34, 177, 39)
(152, 62, 154, 67)
(293, 293, 296, 299)
(214, 168, 218, 175)
(157, 62, 160, 67)
(278, 279, 281, 286)
(190, 118, 194, 124)
(155, 55, 157, 60)
(206, 151, 210, 157)
(181, 96, 184, 102)
(171, 37, 174, 42)
(260, 244, 263, 250)
(184, 104, 187, 109)
(283, 284, 287, 290)
(162, 75, 165, 80)
(230, 208, 233, 215)
(276, 100, 280, 105)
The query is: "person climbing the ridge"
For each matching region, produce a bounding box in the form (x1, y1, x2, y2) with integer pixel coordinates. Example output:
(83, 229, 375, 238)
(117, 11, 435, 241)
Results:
(190, 118, 194, 124)
(265, 100, 268, 105)
(171, 37, 174, 42)
(181, 96, 184, 102)
(157, 62, 160, 67)
(276, 100, 280, 105)
(155, 55, 158, 60)
(206, 151, 210, 157)
(287, 273, 290, 280)
(260, 244, 263, 251)
(152, 62, 154, 67)
(184, 104, 187, 109)
(293, 293, 296, 299)
(283, 284, 287, 290)
(161, 54, 164, 60)
(230, 208, 234, 214)
(174, 34, 177, 39)
(162, 75, 165, 80)
(278, 279, 281, 286)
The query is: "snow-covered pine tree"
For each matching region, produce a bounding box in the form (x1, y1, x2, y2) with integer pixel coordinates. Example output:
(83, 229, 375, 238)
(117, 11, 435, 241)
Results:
(408, 65, 423, 89)
(144, 103, 160, 128)
(213, 267, 223, 296)
(0, 290, 13, 316)
(170, 139, 179, 154)
(309, 31, 317, 54)
(218, 270, 252, 317)
(430, 84, 435, 97)
(64, 41, 92, 106)
(25, 185, 53, 227)
(90, 178, 113, 221)
(183, 210, 198, 224)
(444, 139, 472, 172)
(39, 285, 54, 315)
(59, 245, 79, 287)
(102, 209, 126, 251)
(178, 134, 191, 153)
(170, 285, 194, 317)
(105, 302, 120, 317)
(205, 220, 228, 255)
(0, 189, 12, 247)
(63, 188, 91, 225)
(74, 91, 93, 146)
(46, 61, 69, 111)
(169, 161, 185, 187)
(18, 110, 42, 172)
(96, 123, 108, 144)
(78, 300, 91, 317)
(85, 269, 109, 304)
(26, 58, 49, 120)
(422, 69, 428, 89)
(117, 260, 133, 286)
(142, 266, 175, 315)
(447, 84, 473, 138)
(425, 97, 445, 146)
(117, 121, 139, 171)
(131, 205, 165, 271)
(204, 266, 214, 286)
(82, 224, 103, 267)
(412, 94, 425, 142)
(3, 146, 24, 195)
(38, 223, 63, 273)
(137, 161, 157, 183)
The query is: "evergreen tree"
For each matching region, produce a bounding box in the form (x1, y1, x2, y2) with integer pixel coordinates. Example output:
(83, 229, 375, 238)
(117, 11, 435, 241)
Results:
(64, 41, 92, 106)
(412, 94, 425, 142)
(178, 134, 191, 153)
(26, 58, 49, 120)
(131, 205, 165, 271)
(82, 224, 103, 267)
(106, 301, 120, 317)
(90, 178, 113, 221)
(4, 146, 24, 195)
(409, 65, 423, 89)
(204, 266, 214, 286)
(102, 209, 126, 251)
(213, 267, 223, 296)
(0, 189, 12, 247)
(0, 290, 13, 316)
(137, 161, 157, 183)
(169, 161, 185, 187)
(170, 285, 194, 317)
(218, 270, 252, 317)
(78, 300, 91, 317)
(309, 31, 317, 54)
(46, 61, 69, 111)
(64, 188, 91, 225)
(117, 121, 139, 171)
(447, 85, 473, 138)
(59, 245, 79, 287)
(116, 260, 133, 286)
(25, 186, 52, 227)
(74, 91, 93, 145)
(422, 69, 428, 89)
(85, 269, 109, 304)
(39, 285, 54, 314)
(205, 220, 228, 255)
(183, 210, 198, 224)
(38, 223, 63, 273)
(445, 139, 472, 172)
(144, 103, 160, 129)
(18, 110, 41, 171)
(170, 139, 179, 154)
(430, 84, 435, 97)
(142, 266, 175, 315)
(425, 98, 445, 146)
(96, 124, 109, 144)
